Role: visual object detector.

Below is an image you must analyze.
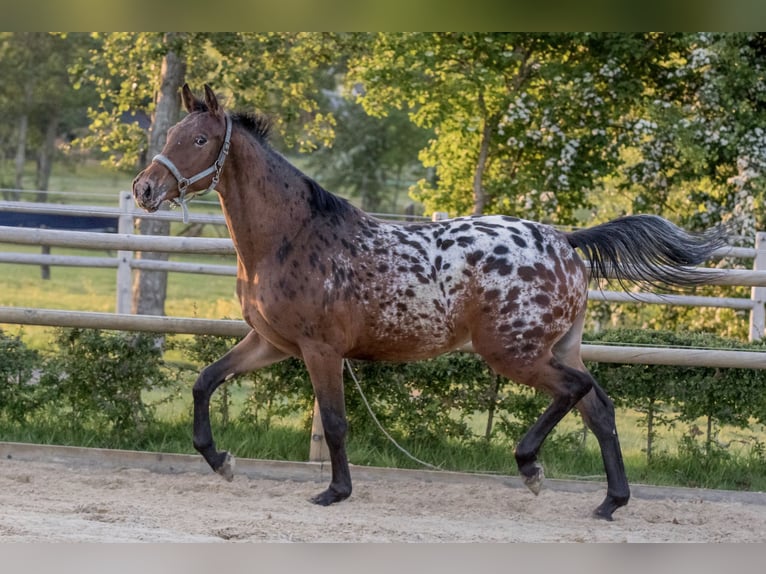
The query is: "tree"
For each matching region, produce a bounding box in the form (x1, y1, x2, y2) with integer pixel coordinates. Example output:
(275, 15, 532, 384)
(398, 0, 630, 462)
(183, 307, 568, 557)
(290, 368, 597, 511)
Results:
(0, 32, 97, 199)
(349, 33, 674, 223)
(305, 93, 431, 212)
(132, 33, 187, 316)
(617, 33, 766, 237)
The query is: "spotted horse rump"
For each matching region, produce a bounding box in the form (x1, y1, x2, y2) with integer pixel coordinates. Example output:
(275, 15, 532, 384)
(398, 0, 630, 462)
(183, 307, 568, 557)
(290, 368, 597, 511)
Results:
(132, 84, 728, 521)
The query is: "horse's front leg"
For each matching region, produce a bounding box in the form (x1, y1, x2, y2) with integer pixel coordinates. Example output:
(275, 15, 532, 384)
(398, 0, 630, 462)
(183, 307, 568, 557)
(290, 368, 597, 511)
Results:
(302, 345, 351, 506)
(193, 330, 287, 479)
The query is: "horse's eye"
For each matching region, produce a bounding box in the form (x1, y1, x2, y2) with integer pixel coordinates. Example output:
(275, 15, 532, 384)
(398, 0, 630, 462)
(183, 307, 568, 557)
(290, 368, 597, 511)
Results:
(194, 136, 207, 146)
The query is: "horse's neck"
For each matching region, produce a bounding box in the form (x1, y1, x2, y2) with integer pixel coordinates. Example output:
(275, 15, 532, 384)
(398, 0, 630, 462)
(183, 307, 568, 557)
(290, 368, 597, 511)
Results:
(217, 141, 312, 268)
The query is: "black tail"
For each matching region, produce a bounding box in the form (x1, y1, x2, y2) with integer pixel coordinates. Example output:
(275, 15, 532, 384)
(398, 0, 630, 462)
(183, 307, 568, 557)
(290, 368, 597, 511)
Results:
(565, 215, 728, 289)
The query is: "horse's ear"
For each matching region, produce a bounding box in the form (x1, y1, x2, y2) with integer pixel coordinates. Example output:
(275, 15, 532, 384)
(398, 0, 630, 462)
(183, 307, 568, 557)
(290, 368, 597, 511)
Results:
(181, 83, 196, 113)
(203, 84, 221, 116)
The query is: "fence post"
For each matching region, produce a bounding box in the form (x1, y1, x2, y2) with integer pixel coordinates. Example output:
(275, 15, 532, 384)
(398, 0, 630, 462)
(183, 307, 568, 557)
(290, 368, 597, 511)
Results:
(116, 191, 134, 314)
(750, 231, 766, 342)
(309, 398, 330, 463)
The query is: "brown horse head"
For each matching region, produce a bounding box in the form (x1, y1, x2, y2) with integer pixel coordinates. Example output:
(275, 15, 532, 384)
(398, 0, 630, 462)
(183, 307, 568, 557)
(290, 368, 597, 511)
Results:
(132, 84, 230, 215)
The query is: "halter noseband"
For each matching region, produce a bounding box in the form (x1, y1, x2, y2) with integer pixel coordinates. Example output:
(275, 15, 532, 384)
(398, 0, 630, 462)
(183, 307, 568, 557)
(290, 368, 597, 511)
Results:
(151, 113, 233, 223)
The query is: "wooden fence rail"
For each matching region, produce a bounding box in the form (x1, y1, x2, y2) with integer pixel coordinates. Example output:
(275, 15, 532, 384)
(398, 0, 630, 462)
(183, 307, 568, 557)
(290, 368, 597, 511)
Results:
(1, 192, 765, 357)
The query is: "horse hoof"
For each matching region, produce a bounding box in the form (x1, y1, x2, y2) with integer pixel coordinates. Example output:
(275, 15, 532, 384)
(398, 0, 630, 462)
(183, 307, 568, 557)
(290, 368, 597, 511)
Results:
(215, 452, 235, 482)
(522, 463, 544, 496)
(592, 507, 615, 521)
(592, 493, 628, 521)
(309, 487, 350, 506)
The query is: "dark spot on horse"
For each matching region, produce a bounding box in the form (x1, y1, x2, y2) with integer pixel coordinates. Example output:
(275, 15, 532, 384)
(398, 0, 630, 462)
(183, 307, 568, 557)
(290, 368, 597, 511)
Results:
(518, 266, 536, 282)
(522, 221, 545, 251)
(493, 245, 509, 255)
(498, 323, 512, 333)
(525, 326, 545, 339)
(484, 289, 500, 301)
(542, 313, 554, 324)
(309, 251, 319, 269)
(501, 216, 520, 223)
(474, 226, 499, 237)
(377, 263, 389, 273)
(533, 293, 551, 306)
(512, 235, 527, 248)
(432, 299, 445, 314)
(416, 274, 430, 285)
(483, 256, 513, 276)
(437, 238, 455, 251)
(456, 235, 475, 247)
(466, 250, 484, 266)
(449, 223, 472, 233)
(512, 319, 526, 328)
(397, 265, 408, 273)
(404, 288, 415, 297)
(341, 238, 358, 257)
(410, 264, 425, 274)
(276, 237, 293, 264)
(553, 306, 565, 318)
(521, 343, 537, 353)
(434, 255, 443, 270)
(396, 302, 408, 313)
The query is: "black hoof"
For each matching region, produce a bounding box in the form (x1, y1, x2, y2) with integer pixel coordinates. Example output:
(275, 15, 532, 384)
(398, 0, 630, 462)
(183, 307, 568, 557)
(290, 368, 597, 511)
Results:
(592, 506, 615, 521)
(309, 486, 351, 506)
(593, 493, 629, 521)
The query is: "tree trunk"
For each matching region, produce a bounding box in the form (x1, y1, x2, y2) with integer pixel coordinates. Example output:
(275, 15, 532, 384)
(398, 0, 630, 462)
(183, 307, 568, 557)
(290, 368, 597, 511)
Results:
(472, 116, 492, 216)
(131, 34, 186, 316)
(35, 113, 59, 201)
(484, 373, 503, 442)
(471, 90, 498, 216)
(13, 113, 28, 199)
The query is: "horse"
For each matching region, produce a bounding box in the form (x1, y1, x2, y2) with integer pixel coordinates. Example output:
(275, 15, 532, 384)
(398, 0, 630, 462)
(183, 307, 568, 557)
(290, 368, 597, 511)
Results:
(132, 84, 727, 520)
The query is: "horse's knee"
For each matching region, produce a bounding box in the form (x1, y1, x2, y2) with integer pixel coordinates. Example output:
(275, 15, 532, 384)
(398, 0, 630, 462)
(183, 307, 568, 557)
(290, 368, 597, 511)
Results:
(193, 364, 223, 400)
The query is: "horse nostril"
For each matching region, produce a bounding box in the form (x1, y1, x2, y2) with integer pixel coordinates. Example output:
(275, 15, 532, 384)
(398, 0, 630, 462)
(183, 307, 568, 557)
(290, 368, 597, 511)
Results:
(142, 184, 153, 201)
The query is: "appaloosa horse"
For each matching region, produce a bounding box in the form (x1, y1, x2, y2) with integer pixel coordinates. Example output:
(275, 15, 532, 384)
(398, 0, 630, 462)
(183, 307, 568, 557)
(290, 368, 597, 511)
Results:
(132, 85, 726, 520)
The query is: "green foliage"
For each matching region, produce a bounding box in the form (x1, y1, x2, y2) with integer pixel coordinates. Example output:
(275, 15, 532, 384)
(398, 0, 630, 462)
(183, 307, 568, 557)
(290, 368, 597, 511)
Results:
(38, 328, 171, 435)
(349, 33, 672, 221)
(0, 329, 42, 422)
(304, 97, 431, 212)
(586, 328, 766, 460)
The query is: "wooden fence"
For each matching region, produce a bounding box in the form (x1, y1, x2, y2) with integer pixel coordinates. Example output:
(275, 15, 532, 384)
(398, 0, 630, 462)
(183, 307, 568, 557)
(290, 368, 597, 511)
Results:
(0, 191, 765, 372)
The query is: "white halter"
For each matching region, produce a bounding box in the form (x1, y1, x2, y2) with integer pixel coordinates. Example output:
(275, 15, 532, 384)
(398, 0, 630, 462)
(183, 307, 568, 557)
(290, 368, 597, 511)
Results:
(152, 113, 232, 223)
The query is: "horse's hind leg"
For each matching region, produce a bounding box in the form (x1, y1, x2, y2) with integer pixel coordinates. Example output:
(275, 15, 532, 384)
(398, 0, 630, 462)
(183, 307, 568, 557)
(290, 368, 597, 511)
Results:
(192, 330, 287, 480)
(576, 383, 630, 520)
(301, 345, 351, 506)
(509, 358, 596, 496)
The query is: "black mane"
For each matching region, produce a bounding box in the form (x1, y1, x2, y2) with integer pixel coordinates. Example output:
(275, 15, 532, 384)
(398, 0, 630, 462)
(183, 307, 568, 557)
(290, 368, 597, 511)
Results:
(231, 111, 272, 144)
(226, 107, 350, 219)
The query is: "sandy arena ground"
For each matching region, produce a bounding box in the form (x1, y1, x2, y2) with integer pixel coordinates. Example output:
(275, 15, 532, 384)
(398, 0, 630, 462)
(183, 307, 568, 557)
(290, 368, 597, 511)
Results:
(1, 448, 766, 542)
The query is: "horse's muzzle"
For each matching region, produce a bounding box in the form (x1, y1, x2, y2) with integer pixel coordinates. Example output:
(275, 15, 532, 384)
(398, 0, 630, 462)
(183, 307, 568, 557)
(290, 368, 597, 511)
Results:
(132, 170, 167, 212)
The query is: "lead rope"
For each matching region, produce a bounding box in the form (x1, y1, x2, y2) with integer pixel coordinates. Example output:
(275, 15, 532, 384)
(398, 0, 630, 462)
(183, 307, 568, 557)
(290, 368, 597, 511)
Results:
(343, 359, 442, 471)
